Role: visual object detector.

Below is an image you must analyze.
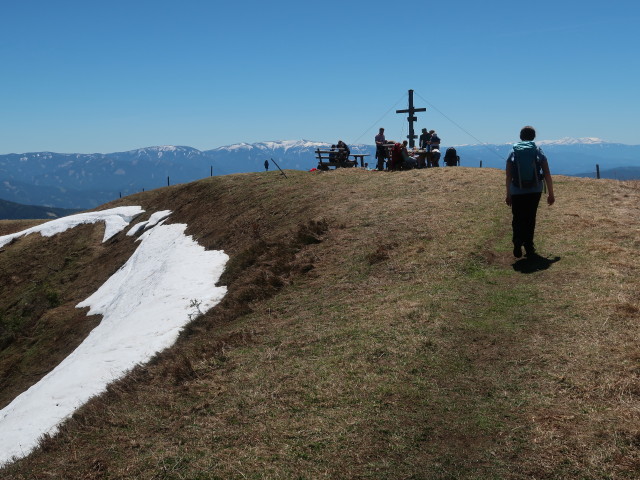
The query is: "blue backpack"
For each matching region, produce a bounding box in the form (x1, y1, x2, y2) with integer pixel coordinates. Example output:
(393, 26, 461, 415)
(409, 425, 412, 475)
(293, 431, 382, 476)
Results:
(511, 141, 543, 188)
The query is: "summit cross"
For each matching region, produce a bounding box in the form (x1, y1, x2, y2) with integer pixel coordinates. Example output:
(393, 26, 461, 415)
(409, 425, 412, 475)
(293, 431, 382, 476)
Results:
(396, 89, 427, 148)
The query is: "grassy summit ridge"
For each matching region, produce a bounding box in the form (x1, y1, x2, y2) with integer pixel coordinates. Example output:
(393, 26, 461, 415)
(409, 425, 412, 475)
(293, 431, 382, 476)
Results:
(1, 167, 639, 479)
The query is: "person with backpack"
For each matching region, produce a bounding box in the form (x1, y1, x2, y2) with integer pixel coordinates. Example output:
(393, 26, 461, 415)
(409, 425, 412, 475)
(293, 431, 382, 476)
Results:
(505, 126, 555, 258)
(444, 147, 459, 166)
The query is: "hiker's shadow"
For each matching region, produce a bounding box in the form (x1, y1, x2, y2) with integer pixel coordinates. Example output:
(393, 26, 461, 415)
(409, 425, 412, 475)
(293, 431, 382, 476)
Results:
(512, 253, 561, 274)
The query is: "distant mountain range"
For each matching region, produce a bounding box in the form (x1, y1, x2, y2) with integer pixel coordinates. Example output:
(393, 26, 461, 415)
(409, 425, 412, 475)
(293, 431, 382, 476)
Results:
(455, 138, 640, 174)
(0, 198, 82, 220)
(1, 139, 638, 210)
(571, 166, 640, 180)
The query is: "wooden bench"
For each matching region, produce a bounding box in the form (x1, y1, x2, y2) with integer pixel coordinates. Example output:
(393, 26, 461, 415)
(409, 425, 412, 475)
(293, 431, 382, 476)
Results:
(315, 149, 357, 170)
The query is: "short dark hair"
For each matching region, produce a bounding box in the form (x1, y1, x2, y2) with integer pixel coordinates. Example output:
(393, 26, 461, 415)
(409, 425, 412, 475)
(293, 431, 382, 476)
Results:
(520, 126, 536, 141)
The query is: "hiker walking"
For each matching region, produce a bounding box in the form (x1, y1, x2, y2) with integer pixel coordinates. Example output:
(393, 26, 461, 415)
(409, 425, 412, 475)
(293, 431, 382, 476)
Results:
(505, 126, 555, 258)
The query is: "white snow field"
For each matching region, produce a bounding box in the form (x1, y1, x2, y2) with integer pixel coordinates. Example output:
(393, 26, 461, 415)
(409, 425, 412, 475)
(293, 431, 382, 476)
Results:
(0, 208, 228, 467)
(0, 206, 145, 248)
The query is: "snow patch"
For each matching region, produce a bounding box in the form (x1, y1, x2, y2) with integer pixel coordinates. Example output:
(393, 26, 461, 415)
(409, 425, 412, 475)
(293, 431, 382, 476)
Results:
(214, 142, 254, 152)
(0, 206, 144, 248)
(0, 218, 228, 466)
(127, 210, 172, 237)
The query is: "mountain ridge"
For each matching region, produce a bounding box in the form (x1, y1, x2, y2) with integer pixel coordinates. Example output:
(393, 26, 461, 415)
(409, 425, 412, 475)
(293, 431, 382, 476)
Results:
(1, 138, 639, 210)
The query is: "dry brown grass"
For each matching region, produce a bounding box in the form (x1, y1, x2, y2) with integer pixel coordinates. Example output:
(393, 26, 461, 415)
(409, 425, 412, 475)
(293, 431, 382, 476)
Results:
(1, 168, 639, 479)
(0, 219, 46, 237)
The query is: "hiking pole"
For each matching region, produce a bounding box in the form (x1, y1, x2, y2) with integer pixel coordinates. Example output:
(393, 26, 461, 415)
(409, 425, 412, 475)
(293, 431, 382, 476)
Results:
(270, 158, 288, 178)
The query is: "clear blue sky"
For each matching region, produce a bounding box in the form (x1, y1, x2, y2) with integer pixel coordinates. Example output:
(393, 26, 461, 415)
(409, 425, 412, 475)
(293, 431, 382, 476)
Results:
(1, 0, 639, 154)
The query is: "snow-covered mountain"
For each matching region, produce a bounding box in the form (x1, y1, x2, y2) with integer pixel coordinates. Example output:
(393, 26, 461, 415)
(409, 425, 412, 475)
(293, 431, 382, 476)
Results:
(1, 139, 638, 209)
(537, 137, 606, 146)
(0, 146, 213, 209)
(208, 140, 340, 174)
(212, 139, 329, 153)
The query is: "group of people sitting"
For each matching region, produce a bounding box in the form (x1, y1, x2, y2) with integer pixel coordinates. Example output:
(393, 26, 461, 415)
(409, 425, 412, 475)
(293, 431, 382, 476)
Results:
(375, 127, 460, 171)
(323, 129, 460, 171)
(328, 140, 351, 163)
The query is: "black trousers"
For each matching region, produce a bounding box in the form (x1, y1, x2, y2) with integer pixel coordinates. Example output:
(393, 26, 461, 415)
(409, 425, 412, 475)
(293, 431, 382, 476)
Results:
(511, 192, 542, 248)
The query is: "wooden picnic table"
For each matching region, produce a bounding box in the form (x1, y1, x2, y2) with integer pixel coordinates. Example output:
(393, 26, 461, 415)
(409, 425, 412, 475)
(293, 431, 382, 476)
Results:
(315, 148, 357, 170)
(315, 149, 370, 169)
(350, 153, 370, 167)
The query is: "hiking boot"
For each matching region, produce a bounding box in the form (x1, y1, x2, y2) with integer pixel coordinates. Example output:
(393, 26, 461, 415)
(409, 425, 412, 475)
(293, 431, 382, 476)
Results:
(513, 244, 523, 258)
(524, 243, 536, 257)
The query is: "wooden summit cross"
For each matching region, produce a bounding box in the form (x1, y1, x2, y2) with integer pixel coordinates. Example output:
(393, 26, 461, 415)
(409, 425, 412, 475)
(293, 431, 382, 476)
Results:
(396, 89, 426, 148)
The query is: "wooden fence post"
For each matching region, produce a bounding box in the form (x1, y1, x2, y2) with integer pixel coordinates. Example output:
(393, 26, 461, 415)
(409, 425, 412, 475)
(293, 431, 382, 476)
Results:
(596, 164, 600, 179)
(480, 160, 483, 168)
(167, 176, 170, 186)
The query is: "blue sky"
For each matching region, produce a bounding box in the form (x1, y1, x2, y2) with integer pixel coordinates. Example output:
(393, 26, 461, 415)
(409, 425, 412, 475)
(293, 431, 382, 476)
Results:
(1, 0, 639, 154)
